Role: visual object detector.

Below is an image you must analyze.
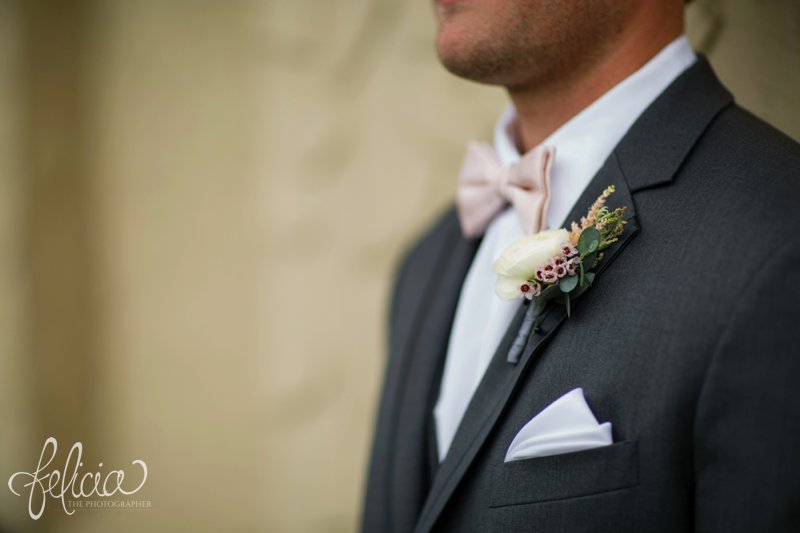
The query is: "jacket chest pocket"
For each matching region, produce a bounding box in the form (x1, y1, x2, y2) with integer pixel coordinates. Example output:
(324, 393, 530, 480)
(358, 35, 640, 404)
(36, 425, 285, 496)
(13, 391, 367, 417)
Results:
(490, 440, 639, 508)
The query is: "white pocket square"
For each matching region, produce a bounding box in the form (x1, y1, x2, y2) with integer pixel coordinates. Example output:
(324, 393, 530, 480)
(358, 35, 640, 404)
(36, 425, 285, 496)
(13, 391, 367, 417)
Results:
(505, 387, 612, 463)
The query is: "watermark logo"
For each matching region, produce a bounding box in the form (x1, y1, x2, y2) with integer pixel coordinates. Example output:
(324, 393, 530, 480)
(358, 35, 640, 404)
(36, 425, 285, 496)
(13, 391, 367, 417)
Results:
(7, 437, 149, 520)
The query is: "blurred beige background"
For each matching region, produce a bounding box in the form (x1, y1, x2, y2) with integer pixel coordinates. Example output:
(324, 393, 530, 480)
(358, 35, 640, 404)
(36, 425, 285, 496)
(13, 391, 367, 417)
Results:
(0, 0, 797, 531)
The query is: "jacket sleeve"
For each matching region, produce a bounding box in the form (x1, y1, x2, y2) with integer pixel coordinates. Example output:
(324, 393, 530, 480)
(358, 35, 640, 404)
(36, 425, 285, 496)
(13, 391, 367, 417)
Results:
(693, 243, 800, 532)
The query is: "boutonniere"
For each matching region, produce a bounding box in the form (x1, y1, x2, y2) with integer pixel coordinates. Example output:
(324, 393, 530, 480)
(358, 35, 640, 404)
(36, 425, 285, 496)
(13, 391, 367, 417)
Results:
(493, 186, 628, 317)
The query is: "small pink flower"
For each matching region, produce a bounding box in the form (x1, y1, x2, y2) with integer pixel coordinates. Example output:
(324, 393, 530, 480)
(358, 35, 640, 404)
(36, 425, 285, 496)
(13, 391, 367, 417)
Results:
(542, 270, 559, 284)
(520, 281, 541, 300)
(566, 258, 578, 276)
(534, 256, 565, 285)
(530, 281, 542, 296)
(561, 243, 579, 258)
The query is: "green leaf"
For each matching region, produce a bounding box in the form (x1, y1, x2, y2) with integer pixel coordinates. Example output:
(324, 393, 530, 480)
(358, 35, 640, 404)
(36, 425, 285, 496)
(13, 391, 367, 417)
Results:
(578, 227, 601, 257)
(570, 281, 589, 300)
(559, 275, 579, 293)
(537, 284, 561, 304)
(581, 251, 597, 272)
(569, 272, 596, 300)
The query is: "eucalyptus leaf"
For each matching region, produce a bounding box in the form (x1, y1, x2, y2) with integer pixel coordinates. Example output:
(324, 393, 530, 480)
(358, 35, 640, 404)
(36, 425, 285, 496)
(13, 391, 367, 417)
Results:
(570, 280, 591, 300)
(570, 273, 594, 299)
(581, 251, 597, 272)
(578, 227, 601, 256)
(537, 284, 561, 304)
(559, 275, 579, 293)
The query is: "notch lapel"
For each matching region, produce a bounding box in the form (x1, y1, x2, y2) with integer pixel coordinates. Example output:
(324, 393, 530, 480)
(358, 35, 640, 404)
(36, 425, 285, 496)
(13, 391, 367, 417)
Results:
(382, 211, 480, 533)
(413, 56, 733, 533)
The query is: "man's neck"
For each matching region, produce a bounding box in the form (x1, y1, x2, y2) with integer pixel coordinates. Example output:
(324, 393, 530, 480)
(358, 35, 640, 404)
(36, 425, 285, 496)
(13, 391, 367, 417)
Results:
(510, 18, 683, 151)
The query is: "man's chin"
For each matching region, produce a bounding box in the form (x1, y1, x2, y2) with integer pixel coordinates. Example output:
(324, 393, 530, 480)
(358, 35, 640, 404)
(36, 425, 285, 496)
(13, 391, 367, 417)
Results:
(437, 33, 479, 77)
(436, 44, 506, 86)
(435, 18, 512, 85)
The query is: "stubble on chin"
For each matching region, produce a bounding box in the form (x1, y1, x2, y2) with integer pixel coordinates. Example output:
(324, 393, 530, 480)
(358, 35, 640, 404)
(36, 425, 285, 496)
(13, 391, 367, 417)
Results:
(434, 0, 623, 90)
(435, 13, 541, 86)
(437, 37, 553, 88)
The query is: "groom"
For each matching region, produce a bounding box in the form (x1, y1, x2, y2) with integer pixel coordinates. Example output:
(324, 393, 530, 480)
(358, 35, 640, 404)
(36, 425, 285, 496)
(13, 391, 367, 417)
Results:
(362, 0, 800, 531)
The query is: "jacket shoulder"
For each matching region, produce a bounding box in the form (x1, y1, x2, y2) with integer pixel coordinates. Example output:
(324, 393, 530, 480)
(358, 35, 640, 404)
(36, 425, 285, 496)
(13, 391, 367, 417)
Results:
(685, 104, 800, 226)
(701, 104, 800, 182)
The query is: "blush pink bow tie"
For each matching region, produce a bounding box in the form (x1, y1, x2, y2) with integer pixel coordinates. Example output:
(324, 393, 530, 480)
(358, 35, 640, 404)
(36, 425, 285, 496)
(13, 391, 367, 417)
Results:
(457, 141, 554, 238)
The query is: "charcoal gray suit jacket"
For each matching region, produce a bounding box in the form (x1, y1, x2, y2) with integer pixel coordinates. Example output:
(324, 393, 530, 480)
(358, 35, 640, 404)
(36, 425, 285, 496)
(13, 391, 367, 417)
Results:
(361, 57, 800, 532)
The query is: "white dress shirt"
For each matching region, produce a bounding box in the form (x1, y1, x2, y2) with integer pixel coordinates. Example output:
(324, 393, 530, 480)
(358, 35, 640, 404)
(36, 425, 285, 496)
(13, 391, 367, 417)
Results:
(434, 36, 697, 461)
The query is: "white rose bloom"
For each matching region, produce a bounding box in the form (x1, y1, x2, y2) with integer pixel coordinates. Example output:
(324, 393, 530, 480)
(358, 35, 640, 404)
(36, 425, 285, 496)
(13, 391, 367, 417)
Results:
(492, 228, 569, 300)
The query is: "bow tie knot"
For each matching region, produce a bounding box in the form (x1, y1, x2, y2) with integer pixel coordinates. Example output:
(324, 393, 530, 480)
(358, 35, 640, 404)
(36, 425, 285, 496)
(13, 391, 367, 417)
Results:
(457, 141, 554, 238)
(494, 168, 512, 197)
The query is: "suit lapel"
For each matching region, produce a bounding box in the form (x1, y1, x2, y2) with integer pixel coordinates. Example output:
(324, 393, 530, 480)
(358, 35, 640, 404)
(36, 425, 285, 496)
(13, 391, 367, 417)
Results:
(386, 212, 480, 532)
(413, 56, 733, 533)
